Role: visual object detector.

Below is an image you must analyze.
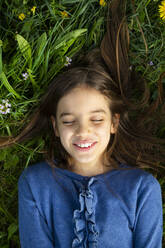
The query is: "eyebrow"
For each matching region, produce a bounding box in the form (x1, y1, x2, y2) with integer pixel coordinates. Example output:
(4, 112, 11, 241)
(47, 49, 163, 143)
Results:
(59, 109, 106, 119)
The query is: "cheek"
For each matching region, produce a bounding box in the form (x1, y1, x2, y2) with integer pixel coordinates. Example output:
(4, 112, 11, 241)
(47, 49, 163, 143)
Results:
(99, 124, 111, 141)
(98, 122, 111, 134)
(59, 127, 73, 142)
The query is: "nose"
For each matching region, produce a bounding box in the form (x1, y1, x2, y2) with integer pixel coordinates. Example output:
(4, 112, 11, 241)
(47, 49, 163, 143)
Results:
(75, 121, 91, 136)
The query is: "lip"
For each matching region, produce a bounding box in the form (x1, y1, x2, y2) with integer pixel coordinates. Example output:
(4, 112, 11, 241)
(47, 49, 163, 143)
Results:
(73, 142, 97, 152)
(73, 140, 96, 145)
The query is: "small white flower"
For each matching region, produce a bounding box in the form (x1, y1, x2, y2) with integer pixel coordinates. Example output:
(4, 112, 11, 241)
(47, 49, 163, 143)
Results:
(0, 104, 4, 109)
(0, 110, 5, 114)
(149, 61, 154, 66)
(6, 103, 11, 108)
(64, 56, 72, 66)
(6, 108, 10, 113)
(129, 65, 132, 71)
(2, 99, 8, 104)
(22, 72, 29, 80)
(0, 99, 12, 115)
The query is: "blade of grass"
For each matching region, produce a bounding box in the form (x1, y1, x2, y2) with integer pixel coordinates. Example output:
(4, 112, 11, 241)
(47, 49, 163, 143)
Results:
(0, 72, 21, 99)
(33, 32, 48, 71)
(53, 28, 87, 50)
(0, 46, 2, 74)
(16, 34, 32, 68)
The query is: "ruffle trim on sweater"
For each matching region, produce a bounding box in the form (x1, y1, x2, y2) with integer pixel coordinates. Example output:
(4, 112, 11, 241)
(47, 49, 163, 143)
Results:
(72, 177, 99, 248)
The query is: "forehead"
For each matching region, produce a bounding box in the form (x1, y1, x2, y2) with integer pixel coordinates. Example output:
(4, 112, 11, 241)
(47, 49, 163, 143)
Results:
(56, 86, 110, 116)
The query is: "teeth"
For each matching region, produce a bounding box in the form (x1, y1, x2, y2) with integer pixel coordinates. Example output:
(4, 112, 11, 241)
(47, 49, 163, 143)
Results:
(77, 143, 93, 148)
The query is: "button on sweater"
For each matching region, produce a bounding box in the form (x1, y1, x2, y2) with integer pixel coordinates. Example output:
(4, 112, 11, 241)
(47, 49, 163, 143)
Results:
(18, 161, 163, 247)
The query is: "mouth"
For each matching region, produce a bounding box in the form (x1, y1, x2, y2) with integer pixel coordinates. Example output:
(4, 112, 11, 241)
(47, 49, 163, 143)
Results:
(73, 142, 97, 152)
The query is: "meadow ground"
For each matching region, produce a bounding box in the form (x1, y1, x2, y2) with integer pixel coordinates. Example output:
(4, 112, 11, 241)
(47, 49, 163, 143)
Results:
(0, 0, 165, 247)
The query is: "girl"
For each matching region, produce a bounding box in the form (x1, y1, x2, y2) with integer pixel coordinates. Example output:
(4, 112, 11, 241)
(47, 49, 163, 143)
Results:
(1, 0, 164, 247)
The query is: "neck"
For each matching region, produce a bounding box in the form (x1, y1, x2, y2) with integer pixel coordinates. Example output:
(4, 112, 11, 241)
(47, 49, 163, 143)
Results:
(69, 163, 112, 177)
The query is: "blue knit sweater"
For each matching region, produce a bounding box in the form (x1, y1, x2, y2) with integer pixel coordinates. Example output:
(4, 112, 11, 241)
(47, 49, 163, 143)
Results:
(18, 161, 163, 247)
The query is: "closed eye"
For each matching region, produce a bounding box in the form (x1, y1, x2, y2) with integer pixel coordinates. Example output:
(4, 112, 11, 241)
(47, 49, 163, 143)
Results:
(62, 120, 103, 125)
(62, 121, 75, 124)
(92, 119, 103, 122)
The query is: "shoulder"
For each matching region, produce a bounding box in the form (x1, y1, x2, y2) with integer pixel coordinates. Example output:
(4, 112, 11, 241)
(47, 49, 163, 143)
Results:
(18, 161, 55, 187)
(114, 163, 161, 194)
(107, 164, 162, 210)
(119, 163, 159, 181)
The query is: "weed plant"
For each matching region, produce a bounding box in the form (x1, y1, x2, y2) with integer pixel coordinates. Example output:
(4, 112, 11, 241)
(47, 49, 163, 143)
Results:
(0, 0, 165, 247)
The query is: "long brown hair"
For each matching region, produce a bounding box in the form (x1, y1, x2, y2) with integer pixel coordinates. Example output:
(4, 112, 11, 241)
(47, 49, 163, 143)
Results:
(0, 0, 165, 174)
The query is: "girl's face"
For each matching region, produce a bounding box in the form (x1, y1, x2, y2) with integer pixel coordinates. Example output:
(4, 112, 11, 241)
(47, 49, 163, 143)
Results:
(51, 86, 118, 175)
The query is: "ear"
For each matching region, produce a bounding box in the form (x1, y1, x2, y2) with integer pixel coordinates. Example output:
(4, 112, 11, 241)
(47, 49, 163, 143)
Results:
(111, 114, 120, 134)
(50, 115, 60, 137)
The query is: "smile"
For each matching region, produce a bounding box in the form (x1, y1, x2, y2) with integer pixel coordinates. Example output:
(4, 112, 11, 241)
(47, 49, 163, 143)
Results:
(73, 142, 97, 151)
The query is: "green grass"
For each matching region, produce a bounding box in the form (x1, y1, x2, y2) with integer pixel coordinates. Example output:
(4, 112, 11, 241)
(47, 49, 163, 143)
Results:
(0, 0, 165, 247)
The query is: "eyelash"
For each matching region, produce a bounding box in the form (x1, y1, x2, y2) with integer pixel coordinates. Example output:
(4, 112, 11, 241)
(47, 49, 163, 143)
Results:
(62, 120, 103, 124)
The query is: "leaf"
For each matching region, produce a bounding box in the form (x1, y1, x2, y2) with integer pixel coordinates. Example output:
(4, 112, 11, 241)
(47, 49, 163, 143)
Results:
(0, 149, 6, 161)
(61, 0, 81, 3)
(4, 154, 19, 169)
(27, 68, 39, 89)
(8, 223, 18, 240)
(44, 49, 50, 75)
(22, 20, 33, 33)
(0, 71, 21, 99)
(54, 29, 87, 50)
(89, 17, 104, 43)
(0, 46, 2, 74)
(36, 32, 47, 58)
(16, 34, 32, 66)
(0, 231, 7, 239)
(33, 32, 48, 70)
(58, 38, 75, 55)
